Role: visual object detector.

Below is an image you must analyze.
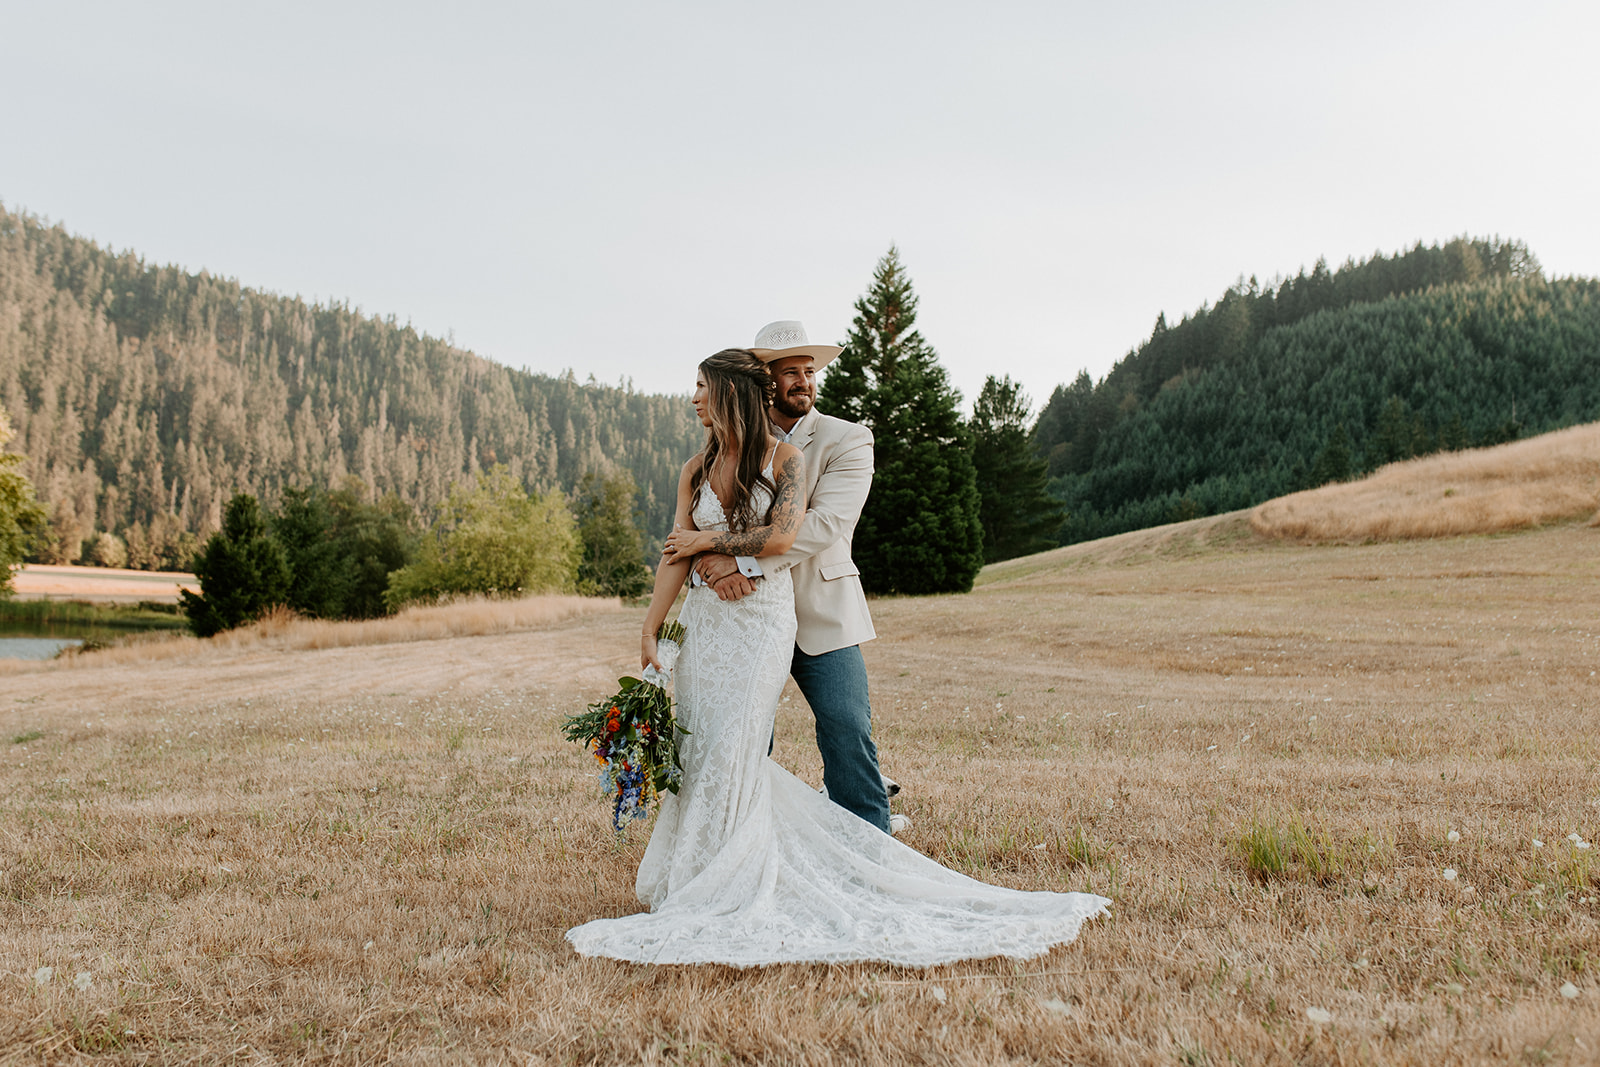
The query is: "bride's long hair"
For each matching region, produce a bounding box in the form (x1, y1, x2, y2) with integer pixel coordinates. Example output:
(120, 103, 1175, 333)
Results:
(691, 349, 777, 533)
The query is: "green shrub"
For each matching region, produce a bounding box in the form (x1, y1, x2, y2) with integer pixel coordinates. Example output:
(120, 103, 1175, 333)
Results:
(385, 468, 578, 609)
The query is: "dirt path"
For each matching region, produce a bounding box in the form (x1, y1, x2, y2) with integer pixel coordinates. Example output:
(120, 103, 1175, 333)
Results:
(12, 563, 198, 602)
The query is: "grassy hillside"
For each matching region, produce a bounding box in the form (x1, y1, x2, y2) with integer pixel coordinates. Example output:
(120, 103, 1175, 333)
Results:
(1254, 421, 1600, 542)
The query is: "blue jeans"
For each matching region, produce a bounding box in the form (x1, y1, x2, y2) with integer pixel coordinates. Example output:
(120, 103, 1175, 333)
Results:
(788, 644, 890, 833)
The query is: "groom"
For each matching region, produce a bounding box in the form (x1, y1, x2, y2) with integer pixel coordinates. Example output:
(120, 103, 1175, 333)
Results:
(692, 321, 892, 833)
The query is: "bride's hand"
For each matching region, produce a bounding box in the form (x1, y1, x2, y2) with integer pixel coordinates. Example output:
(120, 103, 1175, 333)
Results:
(661, 524, 707, 563)
(641, 633, 662, 671)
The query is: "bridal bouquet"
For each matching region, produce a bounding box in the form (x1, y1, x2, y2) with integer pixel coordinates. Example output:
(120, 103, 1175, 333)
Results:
(562, 619, 689, 832)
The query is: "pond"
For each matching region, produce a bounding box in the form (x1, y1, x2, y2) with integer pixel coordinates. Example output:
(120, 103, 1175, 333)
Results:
(0, 611, 189, 660)
(0, 635, 84, 660)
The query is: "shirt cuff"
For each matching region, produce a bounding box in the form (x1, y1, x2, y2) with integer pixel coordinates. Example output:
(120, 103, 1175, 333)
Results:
(737, 556, 763, 578)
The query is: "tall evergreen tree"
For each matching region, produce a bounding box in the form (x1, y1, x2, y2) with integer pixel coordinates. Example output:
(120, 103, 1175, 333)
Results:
(970, 375, 1061, 563)
(818, 247, 984, 594)
(273, 486, 349, 619)
(181, 494, 292, 636)
(1309, 424, 1352, 486)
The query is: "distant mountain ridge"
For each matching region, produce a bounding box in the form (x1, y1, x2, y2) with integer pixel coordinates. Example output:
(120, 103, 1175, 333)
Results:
(0, 204, 702, 562)
(1030, 238, 1600, 543)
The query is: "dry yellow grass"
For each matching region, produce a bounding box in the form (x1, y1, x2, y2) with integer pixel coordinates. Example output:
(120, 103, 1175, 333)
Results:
(2, 526, 1598, 1063)
(1251, 421, 1600, 542)
(15, 594, 625, 672)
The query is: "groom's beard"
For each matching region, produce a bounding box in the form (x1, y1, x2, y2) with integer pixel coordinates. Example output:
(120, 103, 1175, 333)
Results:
(771, 388, 814, 421)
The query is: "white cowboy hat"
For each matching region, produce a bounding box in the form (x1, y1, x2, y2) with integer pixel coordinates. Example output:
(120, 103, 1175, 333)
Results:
(749, 320, 843, 369)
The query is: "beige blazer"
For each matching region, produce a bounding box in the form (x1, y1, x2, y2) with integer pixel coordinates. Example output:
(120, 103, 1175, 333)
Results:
(762, 410, 876, 655)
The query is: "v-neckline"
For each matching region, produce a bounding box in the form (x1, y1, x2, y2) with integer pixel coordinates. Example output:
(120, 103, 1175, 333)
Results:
(707, 446, 776, 517)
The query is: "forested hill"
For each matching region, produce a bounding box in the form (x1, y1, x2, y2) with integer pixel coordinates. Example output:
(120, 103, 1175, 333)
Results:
(0, 205, 702, 560)
(1031, 239, 1600, 543)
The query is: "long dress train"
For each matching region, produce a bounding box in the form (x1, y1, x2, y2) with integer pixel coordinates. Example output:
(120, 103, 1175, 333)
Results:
(566, 480, 1108, 967)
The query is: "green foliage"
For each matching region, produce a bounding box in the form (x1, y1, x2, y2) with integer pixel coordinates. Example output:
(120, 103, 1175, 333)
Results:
(385, 467, 579, 609)
(0, 204, 703, 567)
(273, 481, 417, 620)
(819, 247, 984, 595)
(1309, 423, 1352, 486)
(1235, 817, 1377, 886)
(571, 471, 652, 598)
(970, 376, 1061, 563)
(1036, 240, 1600, 544)
(0, 408, 47, 596)
(181, 494, 292, 637)
(84, 531, 128, 568)
(0, 598, 187, 631)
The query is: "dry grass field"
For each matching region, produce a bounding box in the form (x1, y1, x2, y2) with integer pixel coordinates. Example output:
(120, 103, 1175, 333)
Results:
(2, 517, 1596, 1065)
(1251, 422, 1600, 542)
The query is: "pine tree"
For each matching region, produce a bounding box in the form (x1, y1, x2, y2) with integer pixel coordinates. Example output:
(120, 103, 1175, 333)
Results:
(1370, 396, 1414, 467)
(572, 470, 652, 598)
(1310, 424, 1352, 486)
(273, 486, 350, 619)
(970, 375, 1061, 562)
(181, 494, 292, 636)
(818, 247, 984, 594)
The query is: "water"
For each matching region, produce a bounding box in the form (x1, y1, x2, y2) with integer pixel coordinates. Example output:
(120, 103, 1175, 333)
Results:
(0, 618, 182, 660)
(0, 636, 83, 660)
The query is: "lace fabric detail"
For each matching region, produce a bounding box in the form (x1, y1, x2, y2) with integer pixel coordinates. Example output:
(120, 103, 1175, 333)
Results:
(566, 477, 1109, 966)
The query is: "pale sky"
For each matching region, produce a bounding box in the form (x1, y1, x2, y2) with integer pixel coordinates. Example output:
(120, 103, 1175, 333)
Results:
(4, 1, 1596, 415)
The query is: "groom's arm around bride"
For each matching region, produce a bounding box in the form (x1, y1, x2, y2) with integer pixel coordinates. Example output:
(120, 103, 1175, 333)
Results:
(694, 321, 890, 832)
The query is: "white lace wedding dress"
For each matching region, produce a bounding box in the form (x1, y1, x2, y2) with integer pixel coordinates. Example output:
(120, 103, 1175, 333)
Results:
(566, 475, 1109, 967)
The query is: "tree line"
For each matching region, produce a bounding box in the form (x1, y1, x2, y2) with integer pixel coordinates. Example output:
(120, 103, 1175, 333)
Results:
(179, 469, 651, 636)
(0, 204, 1052, 603)
(9, 199, 1586, 607)
(0, 203, 704, 569)
(1032, 238, 1600, 543)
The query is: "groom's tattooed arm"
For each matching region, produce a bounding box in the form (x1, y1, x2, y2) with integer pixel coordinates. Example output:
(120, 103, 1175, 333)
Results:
(704, 453, 805, 557)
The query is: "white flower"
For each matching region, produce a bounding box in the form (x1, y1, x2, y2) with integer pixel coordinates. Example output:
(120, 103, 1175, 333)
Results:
(1569, 833, 1583, 844)
(1579, 841, 1593, 851)
(73, 972, 93, 991)
(364, 940, 375, 951)
(33, 966, 53, 984)
(1442, 868, 1458, 881)
(1038, 997, 1071, 1017)
(1561, 982, 1580, 999)
(1446, 830, 1460, 843)
(1534, 839, 1545, 849)
(1305, 1006, 1332, 1024)
(929, 986, 947, 1004)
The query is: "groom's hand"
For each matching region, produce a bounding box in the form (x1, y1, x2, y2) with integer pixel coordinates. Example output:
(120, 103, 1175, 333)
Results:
(712, 571, 757, 602)
(694, 553, 742, 587)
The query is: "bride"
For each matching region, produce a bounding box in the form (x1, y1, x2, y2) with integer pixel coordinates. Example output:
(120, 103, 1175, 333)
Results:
(566, 349, 1108, 967)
